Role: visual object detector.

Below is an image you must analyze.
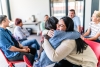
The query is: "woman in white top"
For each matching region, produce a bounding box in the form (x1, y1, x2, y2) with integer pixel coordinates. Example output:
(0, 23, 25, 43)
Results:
(43, 16, 98, 67)
(82, 11, 100, 42)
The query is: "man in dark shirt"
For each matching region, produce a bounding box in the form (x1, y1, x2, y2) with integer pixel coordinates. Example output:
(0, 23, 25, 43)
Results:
(0, 15, 36, 65)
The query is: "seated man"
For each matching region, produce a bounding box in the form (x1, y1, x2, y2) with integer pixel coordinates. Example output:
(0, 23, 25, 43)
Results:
(82, 11, 100, 42)
(68, 9, 81, 33)
(14, 18, 40, 60)
(0, 15, 36, 65)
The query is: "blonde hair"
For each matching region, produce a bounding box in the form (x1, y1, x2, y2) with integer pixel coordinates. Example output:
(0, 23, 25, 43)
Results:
(93, 10, 100, 22)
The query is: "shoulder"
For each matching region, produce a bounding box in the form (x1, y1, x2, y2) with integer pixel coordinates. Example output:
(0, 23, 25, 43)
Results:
(0, 28, 6, 34)
(0, 29, 4, 35)
(15, 26, 20, 29)
(63, 39, 75, 44)
(61, 39, 76, 47)
(14, 26, 21, 31)
(98, 22, 100, 26)
(74, 16, 79, 18)
(40, 22, 45, 25)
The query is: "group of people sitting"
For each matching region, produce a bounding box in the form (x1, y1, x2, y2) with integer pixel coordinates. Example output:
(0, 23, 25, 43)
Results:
(0, 9, 100, 67)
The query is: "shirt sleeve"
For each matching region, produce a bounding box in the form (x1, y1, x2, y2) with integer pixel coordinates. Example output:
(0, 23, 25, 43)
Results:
(88, 22, 92, 29)
(40, 22, 45, 31)
(23, 28, 30, 37)
(0, 33, 12, 50)
(43, 39, 76, 62)
(75, 17, 81, 26)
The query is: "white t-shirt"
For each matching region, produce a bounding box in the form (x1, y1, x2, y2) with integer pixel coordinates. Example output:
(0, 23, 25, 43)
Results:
(88, 21, 100, 40)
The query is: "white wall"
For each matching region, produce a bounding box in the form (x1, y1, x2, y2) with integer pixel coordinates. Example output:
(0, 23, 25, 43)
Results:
(84, 0, 92, 31)
(9, 0, 93, 32)
(9, 0, 50, 22)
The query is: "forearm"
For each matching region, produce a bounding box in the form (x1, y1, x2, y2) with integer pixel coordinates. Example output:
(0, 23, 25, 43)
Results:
(83, 32, 89, 37)
(18, 43, 23, 49)
(86, 37, 98, 40)
(9, 46, 24, 52)
(43, 39, 75, 62)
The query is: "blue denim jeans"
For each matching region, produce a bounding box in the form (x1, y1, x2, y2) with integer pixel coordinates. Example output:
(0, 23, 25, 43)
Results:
(19, 39, 40, 60)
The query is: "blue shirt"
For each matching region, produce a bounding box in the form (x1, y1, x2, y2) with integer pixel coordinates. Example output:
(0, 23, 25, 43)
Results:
(72, 16, 81, 31)
(0, 27, 19, 58)
(34, 30, 80, 67)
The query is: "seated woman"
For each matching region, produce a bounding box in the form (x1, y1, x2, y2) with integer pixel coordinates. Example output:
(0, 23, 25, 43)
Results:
(14, 18, 40, 60)
(82, 11, 100, 42)
(34, 16, 81, 67)
(43, 16, 97, 67)
(40, 15, 49, 31)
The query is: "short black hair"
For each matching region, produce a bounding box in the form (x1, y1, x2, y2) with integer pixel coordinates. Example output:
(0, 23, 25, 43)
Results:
(45, 16, 58, 30)
(0, 15, 7, 24)
(69, 9, 75, 14)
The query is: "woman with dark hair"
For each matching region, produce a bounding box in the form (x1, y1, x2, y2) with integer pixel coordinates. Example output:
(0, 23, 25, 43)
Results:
(14, 18, 40, 60)
(34, 16, 81, 67)
(43, 16, 97, 67)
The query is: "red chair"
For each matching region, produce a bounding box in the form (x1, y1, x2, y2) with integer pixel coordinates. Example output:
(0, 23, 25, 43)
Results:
(23, 55, 32, 67)
(84, 40, 100, 67)
(0, 49, 24, 67)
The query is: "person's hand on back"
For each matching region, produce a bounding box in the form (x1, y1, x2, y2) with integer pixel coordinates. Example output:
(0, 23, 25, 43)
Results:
(47, 29, 54, 37)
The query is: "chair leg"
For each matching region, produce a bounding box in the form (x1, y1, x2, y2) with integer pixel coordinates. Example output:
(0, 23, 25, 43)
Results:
(8, 63, 15, 67)
(8, 65, 15, 67)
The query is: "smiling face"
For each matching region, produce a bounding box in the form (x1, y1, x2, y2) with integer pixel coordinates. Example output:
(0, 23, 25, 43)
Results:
(91, 13, 97, 22)
(57, 19, 67, 31)
(91, 11, 100, 23)
(69, 11, 75, 18)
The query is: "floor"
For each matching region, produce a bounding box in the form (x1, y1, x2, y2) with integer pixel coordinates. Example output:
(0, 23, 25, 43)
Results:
(0, 34, 41, 67)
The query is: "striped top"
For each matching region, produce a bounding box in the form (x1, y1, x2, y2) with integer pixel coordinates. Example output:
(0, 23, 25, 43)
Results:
(89, 22, 100, 40)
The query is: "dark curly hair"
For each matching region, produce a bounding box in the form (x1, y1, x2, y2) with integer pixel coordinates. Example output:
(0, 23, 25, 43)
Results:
(45, 16, 58, 30)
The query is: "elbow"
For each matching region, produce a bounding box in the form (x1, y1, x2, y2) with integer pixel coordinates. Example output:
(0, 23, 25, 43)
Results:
(93, 37, 98, 40)
(49, 58, 59, 62)
(48, 55, 61, 62)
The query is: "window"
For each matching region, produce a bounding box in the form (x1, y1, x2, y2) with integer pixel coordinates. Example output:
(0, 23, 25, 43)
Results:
(50, 0, 66, 19)
(68, 0, 84, 27)
(50, 0, 85, 30)
(0, 0, 3, 15)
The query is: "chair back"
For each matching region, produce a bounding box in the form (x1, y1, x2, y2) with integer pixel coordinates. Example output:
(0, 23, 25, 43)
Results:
(23, 55, 32, 67)
(0, 49, 9, 64)
(84, 40, 100, 66)
(0, 49, 24, 67)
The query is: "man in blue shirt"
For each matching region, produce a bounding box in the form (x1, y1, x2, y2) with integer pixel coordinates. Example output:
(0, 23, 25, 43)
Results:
(0, 15, 36, 65)
(68, 9, 81, 33)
